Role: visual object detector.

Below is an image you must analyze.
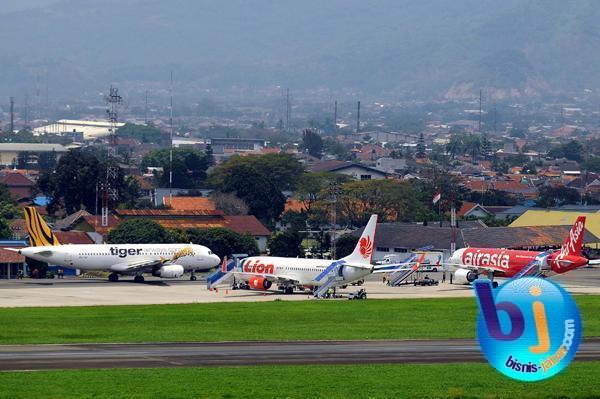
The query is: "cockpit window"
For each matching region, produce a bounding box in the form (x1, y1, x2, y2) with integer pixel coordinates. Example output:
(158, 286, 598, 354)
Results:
(208, 251, 213, 255)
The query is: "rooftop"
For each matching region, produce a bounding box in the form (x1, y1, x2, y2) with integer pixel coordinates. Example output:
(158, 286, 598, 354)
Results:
(0, 143, 68, 152)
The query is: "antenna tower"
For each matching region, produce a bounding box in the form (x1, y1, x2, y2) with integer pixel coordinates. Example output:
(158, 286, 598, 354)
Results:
(169, 72, 174, 203)
(102, 86, 122, 227)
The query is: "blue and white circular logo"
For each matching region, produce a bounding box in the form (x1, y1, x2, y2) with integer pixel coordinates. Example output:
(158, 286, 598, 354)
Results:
(474, 277, 581, 382)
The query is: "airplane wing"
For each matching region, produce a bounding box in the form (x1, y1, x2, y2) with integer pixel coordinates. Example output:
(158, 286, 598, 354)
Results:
(588, 259, 600, 265)
(110, 259, 163, 273)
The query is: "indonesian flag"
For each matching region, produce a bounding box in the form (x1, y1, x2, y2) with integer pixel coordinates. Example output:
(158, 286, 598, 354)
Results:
(432, 190, 442, 205)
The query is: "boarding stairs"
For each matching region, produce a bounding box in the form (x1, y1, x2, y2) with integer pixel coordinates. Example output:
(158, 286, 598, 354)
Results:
(206, 258, 237, 290)
(387, 255, 419, 286)
(313, 260, 346, 298)
(512, 250, 553, 279)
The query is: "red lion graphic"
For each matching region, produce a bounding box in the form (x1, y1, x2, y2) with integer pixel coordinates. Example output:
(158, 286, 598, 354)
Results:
(359, 236, 373, 259)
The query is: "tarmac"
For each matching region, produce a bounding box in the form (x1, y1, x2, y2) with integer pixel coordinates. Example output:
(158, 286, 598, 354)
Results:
(0, 267, 598, 308)
(1, 338, 599, 371)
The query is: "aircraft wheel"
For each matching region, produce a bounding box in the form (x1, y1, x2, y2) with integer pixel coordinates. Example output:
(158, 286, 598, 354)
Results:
(190, 275, 197, 281)
(134, 275, 145, 283)
(285, 286, 293, 295)
(108, 273, 119, 282)
(492, 281, 499, 289)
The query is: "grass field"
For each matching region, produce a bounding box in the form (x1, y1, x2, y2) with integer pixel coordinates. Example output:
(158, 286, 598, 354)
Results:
(1, 362, 600, 399)
(1, 296, 599, 345)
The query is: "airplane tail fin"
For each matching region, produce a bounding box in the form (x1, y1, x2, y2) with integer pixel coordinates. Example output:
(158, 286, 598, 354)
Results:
(23, 206, 60, 247)
(560, 215, 585, 257)
(342, 214, 378, 266)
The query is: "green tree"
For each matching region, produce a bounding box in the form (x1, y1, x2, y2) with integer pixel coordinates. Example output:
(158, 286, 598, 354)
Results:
(185, 228, 258, 259)
(37, 148, 126, 214)
(141, 147, 209, 188)
(446, 135, 463, 159)
(220, 165, 285, 222)
(38, 151, 58, 170)
(481, 135, 491, 159)
(107, 219, 171, 244)
(582, 157, 600, 172)
(334, 179, 425, 226)
(465, 189, 517, 206)
(205, 143, 214, 167)
(334, 233, 358, 259)
(119, 176, 142, 209)
(281, 210, 307, 232)
(294, 172, 350, 213)
(522, 161, 537, 174)
(302, 129, 323, 159)
(209, 153, 304, 191)
(117, 123, 165, 143)
(536, 185, 580, 208)
(547, 140, 584, 162)
(267, 231, 303, 257)
(0, 217, 11, 238)
(416, 133, 426, 158)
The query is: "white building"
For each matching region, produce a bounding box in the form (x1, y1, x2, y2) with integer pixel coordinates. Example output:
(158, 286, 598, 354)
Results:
(34, 120, 125, 140)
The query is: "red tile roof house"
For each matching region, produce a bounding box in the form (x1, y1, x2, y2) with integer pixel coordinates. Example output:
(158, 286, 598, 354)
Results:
(0, 172, 36, 204)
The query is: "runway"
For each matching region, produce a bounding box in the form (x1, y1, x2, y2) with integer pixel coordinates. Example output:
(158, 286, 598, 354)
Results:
(1, 339, 600, 371)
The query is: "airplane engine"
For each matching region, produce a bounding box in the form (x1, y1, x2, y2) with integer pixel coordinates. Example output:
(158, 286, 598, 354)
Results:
(249, 276, 272, 290)
(454, 268, 478, 284)
(341, 266, 364, 283)
(154, 265, 185, 279)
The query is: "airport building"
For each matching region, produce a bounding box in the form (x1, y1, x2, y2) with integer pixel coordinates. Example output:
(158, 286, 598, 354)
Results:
(0, 143, 68, 168)
(33, 120, 125, 141)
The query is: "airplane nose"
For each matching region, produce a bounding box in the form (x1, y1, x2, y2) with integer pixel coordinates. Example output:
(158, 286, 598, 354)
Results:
(212, 254, 220, 266)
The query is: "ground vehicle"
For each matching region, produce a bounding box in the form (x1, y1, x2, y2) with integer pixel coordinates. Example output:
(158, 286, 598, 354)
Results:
(348, 289, 367, 300)
(414, 276, 438, 286)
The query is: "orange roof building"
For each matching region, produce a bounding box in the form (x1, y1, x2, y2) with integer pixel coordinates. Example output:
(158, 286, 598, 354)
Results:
(163, 196, 216, 211)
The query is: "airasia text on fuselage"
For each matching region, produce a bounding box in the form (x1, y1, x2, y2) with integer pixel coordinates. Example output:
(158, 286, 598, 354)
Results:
(462, 249, 513, 269)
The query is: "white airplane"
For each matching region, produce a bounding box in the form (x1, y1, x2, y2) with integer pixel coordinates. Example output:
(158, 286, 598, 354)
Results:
(228, 215, 400, 297)
(8, 207, 220, 282)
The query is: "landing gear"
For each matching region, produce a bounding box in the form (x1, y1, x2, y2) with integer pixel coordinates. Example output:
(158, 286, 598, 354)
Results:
(492, 281, 499, 289)
(284, 286, 294, 295)
(108, 273, 119, 282)
(190, 271, 197, 281)
(134, 275, 145, 283)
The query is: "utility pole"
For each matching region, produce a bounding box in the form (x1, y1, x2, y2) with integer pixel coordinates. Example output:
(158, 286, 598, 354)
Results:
(333, 100, 337, 133)
(169, 72, 174, 204)
(24, 95, 29, 129)
(9, 97, 14, 133)
(478, 89, 482, 132)
(144, 90, 148, 124)
(329, 182, 341, 260)
(285, 88, 291, 132)
(493, 104, 497, 135)
(356, 101, 361, 133)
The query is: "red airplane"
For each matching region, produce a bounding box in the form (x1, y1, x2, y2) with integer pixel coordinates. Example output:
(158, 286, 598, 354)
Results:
(447, 216, 599, 287)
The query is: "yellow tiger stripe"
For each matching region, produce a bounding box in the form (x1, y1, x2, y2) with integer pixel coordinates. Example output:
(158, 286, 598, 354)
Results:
(23, 207, 60, 247)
